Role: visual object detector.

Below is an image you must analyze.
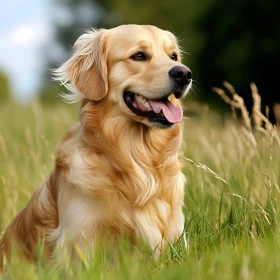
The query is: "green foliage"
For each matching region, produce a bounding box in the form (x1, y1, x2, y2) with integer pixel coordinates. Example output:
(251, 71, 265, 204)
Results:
(0, 70, 11, 102)
(0, 100, 280, 279)
(49, 0, 214, 76)
(43, 0, 280, 117)
(195, 0, 280, 108)
(39, 82, 64, 104)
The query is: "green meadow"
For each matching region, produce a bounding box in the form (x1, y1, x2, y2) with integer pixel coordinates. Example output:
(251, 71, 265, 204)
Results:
(0, 98, 280, 279)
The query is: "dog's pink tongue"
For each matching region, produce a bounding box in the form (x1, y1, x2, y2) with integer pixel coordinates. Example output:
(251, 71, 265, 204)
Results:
(149, 99, 183, 123)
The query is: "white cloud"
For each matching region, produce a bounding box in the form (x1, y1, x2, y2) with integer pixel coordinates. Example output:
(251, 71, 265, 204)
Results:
(0, 21, 52, 100)
(10, 26, 37, 45)
(0, 21, 51, 50)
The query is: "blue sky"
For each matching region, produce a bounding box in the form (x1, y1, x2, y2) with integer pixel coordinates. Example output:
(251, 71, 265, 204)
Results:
(0, 0, 52, 100)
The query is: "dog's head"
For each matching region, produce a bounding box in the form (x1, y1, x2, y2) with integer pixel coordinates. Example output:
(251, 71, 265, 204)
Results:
(55, 25, 192, 129)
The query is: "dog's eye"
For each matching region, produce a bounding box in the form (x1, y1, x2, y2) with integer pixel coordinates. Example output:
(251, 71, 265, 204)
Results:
(131, 52, 147, 61)
(171, 53, 178, 61)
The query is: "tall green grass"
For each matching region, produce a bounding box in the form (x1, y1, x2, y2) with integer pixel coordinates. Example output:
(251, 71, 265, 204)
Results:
(0, 99, 280, 279)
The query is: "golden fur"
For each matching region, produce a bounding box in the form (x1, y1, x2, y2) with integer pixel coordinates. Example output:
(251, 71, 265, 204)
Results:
(0, 24, 191, 269)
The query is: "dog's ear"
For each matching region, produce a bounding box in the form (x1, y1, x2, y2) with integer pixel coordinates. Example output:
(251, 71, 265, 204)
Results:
(54, 29, 108, 102)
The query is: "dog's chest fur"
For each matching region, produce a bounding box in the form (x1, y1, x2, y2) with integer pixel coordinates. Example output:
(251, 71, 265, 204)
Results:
(52, 118, 185, 252)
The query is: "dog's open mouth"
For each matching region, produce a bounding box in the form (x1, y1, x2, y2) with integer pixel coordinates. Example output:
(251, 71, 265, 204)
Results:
(123, 92, 183, 127)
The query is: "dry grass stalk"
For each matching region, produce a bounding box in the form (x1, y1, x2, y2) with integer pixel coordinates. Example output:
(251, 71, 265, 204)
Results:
(255, 110, 280, 146)
(212, 87, 235, 107)
(265, 106, 270, 119)
(213, 82, 280, 145)
(224, 82, 251, 130)
(212, 87, 238, 122)
(250, 83, 262, 128)
(184, 157, 229, 186)
(213, 82, 251, 130)
(273, 103, 280, 127)
(223, 81, 236, 96)
(233, 94, 251, 130)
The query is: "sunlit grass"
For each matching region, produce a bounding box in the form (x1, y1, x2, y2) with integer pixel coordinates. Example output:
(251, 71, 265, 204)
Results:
(0, 99, 280, 279)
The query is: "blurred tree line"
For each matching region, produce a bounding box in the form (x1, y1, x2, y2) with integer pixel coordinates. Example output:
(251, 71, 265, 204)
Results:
(42, 0, 280, 123)
(0, 70, 11, 102)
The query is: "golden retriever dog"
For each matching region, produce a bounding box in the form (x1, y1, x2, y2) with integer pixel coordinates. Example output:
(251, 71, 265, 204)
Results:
(0, 24, 192, 269)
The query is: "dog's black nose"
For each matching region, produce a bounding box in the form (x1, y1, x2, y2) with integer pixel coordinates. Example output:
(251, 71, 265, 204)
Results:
(169, 66, 192, 86)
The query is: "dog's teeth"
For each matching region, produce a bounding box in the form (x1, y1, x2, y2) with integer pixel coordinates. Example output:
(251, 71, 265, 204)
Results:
(144, 102, 151, 109)
(136, 95, 148, 104)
